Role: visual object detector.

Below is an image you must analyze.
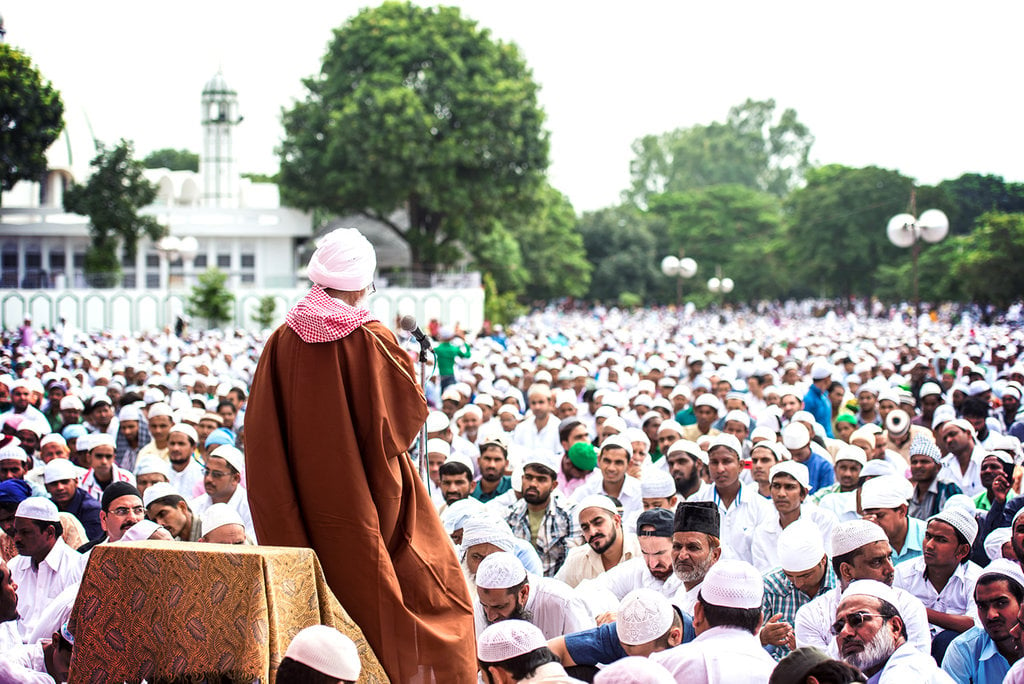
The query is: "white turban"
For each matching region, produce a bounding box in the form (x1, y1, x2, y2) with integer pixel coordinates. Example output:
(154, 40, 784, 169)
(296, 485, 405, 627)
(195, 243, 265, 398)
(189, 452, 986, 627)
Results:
(306, 228, 376, 291)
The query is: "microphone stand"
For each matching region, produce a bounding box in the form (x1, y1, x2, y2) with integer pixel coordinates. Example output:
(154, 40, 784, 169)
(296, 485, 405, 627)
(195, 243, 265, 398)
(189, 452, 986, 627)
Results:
(415, 336, 434, 496)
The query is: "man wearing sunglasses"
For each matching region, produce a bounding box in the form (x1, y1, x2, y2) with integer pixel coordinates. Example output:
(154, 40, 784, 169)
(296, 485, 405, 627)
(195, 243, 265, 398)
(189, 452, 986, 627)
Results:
(834, 580, 953, 682)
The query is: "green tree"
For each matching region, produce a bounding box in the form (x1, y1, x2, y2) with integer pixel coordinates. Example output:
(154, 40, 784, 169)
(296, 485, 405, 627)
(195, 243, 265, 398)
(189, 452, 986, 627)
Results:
(0, 43, 64, 207)
(141, 148, 199, 172)
(578, 206, 660, 303)
(947, 212, 1024, 307)
(627, 98, 813, 207)
(187, 268, 235, 328)
(783, 165, 915, 299)
(278, 1, 549, 272)
(936, 173, 1024, 235)
(516, 185, 591, 302)
(64, 140, 163, 287)
(252, 295, 278, 329)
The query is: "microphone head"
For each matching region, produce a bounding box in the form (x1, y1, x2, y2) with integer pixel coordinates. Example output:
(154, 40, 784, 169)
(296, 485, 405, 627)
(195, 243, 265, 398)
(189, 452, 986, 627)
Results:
(399, 315, 418, 332)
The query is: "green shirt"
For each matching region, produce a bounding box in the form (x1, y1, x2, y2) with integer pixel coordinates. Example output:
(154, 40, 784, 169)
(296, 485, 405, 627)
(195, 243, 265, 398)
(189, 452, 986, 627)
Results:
(434, 340, 470, 376)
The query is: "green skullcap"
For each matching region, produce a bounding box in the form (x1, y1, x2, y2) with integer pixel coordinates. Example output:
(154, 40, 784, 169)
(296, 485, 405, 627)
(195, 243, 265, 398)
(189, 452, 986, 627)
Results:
(568, 442, 597, 471)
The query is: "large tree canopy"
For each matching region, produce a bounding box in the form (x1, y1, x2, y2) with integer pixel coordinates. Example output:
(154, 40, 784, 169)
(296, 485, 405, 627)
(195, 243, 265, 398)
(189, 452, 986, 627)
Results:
(0, 43, 64, 206)
(626, 98, 813, 208)
(278, 1, 550, 271)
(142, 148, 199, 172)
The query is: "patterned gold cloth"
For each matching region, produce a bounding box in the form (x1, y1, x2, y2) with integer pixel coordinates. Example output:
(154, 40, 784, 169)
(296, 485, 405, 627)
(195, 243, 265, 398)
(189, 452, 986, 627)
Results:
(68, 541, 388, 683)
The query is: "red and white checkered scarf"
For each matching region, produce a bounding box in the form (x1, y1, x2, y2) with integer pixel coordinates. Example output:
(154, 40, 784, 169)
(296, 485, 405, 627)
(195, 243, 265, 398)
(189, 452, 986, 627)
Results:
(285, 285, 377, 343)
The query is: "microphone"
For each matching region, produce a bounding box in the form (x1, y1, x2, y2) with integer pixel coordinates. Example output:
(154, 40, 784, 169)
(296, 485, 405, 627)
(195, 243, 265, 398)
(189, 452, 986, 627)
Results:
(400, 315, 432, 350)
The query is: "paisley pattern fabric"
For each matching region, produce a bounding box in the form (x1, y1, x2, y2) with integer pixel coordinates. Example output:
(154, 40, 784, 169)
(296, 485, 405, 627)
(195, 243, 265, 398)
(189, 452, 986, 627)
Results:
(67, 541, 387, 683)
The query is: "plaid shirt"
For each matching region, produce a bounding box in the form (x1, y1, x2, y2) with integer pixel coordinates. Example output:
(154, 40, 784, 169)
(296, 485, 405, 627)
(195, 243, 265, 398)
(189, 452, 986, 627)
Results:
(505, 492, 581, 578)
(762, 563, 838, 660)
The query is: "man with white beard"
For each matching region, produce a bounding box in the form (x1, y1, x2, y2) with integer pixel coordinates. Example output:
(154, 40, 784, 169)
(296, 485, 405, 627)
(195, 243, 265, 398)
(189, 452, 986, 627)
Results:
(835, 580, 954, 682)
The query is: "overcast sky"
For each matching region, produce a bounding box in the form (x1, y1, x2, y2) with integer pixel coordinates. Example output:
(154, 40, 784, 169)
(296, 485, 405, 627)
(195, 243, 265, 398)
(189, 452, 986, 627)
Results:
(6, 1, 1022, 212)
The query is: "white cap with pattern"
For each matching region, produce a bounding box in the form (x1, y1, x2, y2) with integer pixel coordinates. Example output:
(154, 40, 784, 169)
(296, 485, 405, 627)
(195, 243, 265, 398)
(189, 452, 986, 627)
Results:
(928, 506, 979, 546)
(640, 470, 676, 499)
(478, 619, 546, 663)
(698, 559, 763, 609)
(616, 588, 674, 646)
(475, 551, 527, 590)
(830, 519, 887, 557)
(285, 625, 361, 680)
(594, 656, 675, 684)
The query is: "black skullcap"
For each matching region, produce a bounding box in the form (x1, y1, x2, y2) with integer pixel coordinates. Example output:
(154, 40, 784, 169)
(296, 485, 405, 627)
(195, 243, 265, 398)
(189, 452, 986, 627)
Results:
(635, 508, 674, 538)
(101, 481, 142, 512)
(673, 501, 721, 538)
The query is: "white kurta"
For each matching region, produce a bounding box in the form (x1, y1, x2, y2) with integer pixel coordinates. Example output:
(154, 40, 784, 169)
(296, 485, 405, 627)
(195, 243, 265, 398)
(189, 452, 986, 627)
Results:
(870, 641, 957, 683)
(8, 538, 83, 639)
(651, 625, 777, 683)
(750, 504, 838, 573)
(473, 574, 596, 640)
(893, 557, 981, 634)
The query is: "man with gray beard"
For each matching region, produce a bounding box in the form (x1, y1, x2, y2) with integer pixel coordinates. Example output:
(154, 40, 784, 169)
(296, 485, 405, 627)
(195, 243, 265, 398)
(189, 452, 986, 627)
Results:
(671, 501, 722, 614)
(835, 580, 954, 682)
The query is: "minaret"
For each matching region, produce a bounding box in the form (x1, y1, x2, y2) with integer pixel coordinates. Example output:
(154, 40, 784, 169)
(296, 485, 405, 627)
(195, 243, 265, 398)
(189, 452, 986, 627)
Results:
(200, 71, 240, 207)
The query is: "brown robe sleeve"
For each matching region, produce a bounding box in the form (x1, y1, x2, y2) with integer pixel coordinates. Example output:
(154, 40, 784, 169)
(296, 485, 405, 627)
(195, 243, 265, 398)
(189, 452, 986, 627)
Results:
(245, 320, 476, 683)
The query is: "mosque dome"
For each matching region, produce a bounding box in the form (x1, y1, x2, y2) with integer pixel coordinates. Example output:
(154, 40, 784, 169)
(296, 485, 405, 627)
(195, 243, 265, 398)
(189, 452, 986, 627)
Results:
(202, 71, 235, 96)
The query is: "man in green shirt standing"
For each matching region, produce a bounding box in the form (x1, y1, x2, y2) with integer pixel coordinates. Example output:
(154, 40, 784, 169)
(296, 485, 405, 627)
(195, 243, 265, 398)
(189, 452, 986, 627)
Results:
(434, 327, 470, 391)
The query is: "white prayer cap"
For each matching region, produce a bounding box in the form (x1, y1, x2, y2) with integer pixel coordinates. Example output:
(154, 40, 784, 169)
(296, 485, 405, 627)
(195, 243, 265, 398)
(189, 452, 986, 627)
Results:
(209, 445, 245, 475)
(792, 410, 817, 426)
(861, 460, 896, 478)
(705, 433, 742, 459)
(860, 475, 913, 510)
(593, 657, 675, 684)
(908, 437, 941, 463)
(59, 395, 84, 411)
(117, 405, 141, 422)
(39, 433, 67, 449)
(147, 402, 174, 419)
(443, 452, 475, 475)
(693, 393, 723, 414)
(984, 528, 1013, 562)
(16, 496, 60, 523)
(931, 404, 957, 430)
(941, 418, 976, 437)
(426, 438, 451, 457)
(698, 559, 763, 609)
(599, 434, 633, 454)
(306, 227, 376, 291)
(17, 420, 49, 438)
(461, 516, 515, 553)
(44, 458, 81, 484)
(842, 579, 898, 607)
(658, 420, 685, 437)
(169, 423, 198, 444)
(624, 427, 650, 451)
(723, 410, 750, 426)
(425, 411, 450, 433)
(201, 503, 245, 535)
(285, 625, 361, 681)
(594, 406, 618, 421)
(143, 388, 165, 405)
(831, 519, 887, 557)
(641, 470, 677, 499)
(575, 494, 619, 523)
(919, 382, 942, 398)
(496, 404, 521, 419)
(118, 519, 164, 543)
(75, 434, 95, 453)
(885, 409, 911, 437)
(943, 494, 977, 514)
(87, 434, 116, 451)
(603, 416, 627, 435)
(769, 461, 810, 490)
(616, 588, 674, 646)
(440, 497, 486, 534)
(522, 449, 558, 474)
(0, 443, 27, 463)
(810, 361, 832, 381)
(928, 507, 979, 545)
(750, 426, 777, 443)
(778, 520, 826, 573)
(475, 551, 527, 589)
(134, 455, 171, 479)
(477, 620, 546, 663)
(978, 558, 1024, 591)
(143, 482, 180, 508)
(781, 423, 811, 450)
(834, 445, 866, 467)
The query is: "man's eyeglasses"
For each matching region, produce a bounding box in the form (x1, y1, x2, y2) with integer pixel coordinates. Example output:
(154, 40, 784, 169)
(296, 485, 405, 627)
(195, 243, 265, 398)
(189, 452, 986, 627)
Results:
(203, 468, 230, 479)
(111, 506, 145, 517)
(831, 611, 884, 635)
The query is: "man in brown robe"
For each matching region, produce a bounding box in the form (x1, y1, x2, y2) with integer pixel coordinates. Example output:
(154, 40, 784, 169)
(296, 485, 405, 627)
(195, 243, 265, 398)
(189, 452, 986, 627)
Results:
(246, 228, 476, 683)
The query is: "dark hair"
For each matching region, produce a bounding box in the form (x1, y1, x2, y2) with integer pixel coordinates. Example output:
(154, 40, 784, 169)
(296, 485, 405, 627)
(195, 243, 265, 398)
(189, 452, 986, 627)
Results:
(975, 574, 1024, 604)
(831, 548, 863, 579)
(829, 381, 845, 394)
(28, 518, 63, 540)
(877, 598, 907, 639)
(147, 494, 186, 510)
(217, 400, 237, 413)
(523, 463, 557, 479)
(961, 397, 990, 419)
(804, 659, 867, 684)
(439, 462, 473, 480)
(228, 387, 247, 401)
(276, 656, 352, 684)
(558, 419, 584, 442)
(697, 595, 761, 634)
(479, 647, 558, 680)
(652, 610, 683, 649)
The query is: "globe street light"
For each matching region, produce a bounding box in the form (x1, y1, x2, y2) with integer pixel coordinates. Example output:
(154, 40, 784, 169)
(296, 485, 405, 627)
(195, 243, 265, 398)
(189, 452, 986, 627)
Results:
(661, 253, 698, 316)
(707, 266, 733, 310)
(886, 193, 948, 346)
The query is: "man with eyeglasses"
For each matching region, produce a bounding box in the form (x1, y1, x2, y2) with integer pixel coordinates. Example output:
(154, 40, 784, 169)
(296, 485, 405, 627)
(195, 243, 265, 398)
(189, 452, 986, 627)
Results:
(78, 482, 145, 554)
(834, 579, 953, 682)
(188, 445, 254, 540)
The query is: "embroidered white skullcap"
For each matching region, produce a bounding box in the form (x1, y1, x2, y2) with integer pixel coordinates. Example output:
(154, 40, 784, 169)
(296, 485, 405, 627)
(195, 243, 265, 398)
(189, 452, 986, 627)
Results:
(426, 410, 450, 433)
(87, 434, 116, 451)
(594, 657, 675, 684)
(834, 444, 867, 467)
(943, 494, 977, 513)
(306, 227, 376, 291)
(440, 497, 486, 534)
(942, 419, 976, 437)
(666, 439, 705, 465)
(603, 416, 627, 436)
(640, 469, 677, 499)
(134, 455, 172, 479)
(705, 433, 742, 458)
(44, 458, 81, 484)
(698, 559, 763, 609)
(147, 402, 174, 419)
(842, 579, 898, 607)
(919, 382, 942, 398)
(978, 558, 1024, 591)
(426, 438, 451, 458)
(984, 528, 1013, 562)
(616, 588, 674, 646)
(143, 388, 165, 405)
(781, 423, 811, 450)
(624, 427, 650, 451)
(860, 475, 913, 510)
(0, 443, 27, 463)
(118, 519, 163, 543)
(16, 496, 60, 523)
(169, 423, 198, 444)
(143, 481, 180, 508)
(575, 494, 619, 523)
(477, 620, 546, 663)
(928, 507, 979, 545)
(475, 551, 527, 590)
(496, 404, 521, 419)
(40, 433, 67, 449)
(770, 460, 810, 491)
(460, 516, 515, 553)
(285, 625, 361, 680)
(210, 445, 245, 475)
(201, 503, 245, 535)
(778, 520, 826, 573)
(831, 519, 887, 557)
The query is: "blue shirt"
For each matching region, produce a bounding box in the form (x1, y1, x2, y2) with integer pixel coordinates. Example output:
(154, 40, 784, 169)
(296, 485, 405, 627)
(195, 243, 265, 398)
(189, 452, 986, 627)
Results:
(564, 614, 696, 666)
(801, 452, 836, 494)
(803, 384, 834, 438)
(893, 516, 927, 566)
(471, 475, 512, 503)
(941, 625, 1012, 684)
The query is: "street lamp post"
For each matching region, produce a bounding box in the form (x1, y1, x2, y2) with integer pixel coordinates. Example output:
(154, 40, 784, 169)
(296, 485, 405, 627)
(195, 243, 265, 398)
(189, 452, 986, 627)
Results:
(707, 265, 734, 311)
(661, 252, 698, 321)
(156, 235, 199, 288)
(886, 191, 948, 346)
